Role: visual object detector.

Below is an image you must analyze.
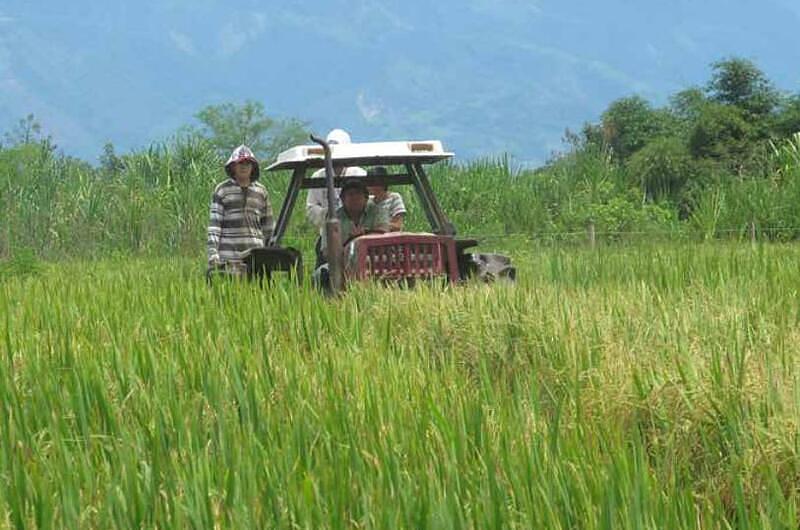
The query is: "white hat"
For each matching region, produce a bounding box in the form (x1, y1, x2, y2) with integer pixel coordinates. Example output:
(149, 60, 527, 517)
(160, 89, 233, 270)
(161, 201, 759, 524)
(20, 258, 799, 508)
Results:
(326, 129, 352, 145)
(224, 145, 260, 179)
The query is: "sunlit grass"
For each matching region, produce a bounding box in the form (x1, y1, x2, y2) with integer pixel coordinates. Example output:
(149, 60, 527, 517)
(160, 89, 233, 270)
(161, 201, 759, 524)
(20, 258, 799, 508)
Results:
(2, 243, 800, 528)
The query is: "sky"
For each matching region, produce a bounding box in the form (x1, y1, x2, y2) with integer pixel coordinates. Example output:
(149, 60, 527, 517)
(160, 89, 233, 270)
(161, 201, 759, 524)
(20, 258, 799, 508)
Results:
(1, 0, 799, 166)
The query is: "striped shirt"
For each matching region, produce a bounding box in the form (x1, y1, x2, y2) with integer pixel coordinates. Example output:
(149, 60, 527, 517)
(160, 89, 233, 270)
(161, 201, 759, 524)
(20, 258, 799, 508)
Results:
(372, 192, 406, 219)
(207, 179, 274, 264)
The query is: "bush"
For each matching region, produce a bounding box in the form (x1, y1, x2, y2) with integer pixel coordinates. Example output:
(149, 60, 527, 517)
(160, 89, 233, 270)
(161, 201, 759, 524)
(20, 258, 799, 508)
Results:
(626, 137, 694, 203)
(0, 247, 43, 281)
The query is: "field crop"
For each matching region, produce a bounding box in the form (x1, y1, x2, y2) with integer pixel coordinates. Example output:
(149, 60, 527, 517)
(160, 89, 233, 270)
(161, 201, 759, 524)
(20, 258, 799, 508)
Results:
(2, 243, 800, 528)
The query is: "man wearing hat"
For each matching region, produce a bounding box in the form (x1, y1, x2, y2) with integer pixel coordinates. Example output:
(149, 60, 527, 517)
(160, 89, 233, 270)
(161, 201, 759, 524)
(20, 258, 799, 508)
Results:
(306, 128, 366, 267)
(319, 177, 390, 257)
(207, 145, 274, 270)
(314, 178, 389, 288)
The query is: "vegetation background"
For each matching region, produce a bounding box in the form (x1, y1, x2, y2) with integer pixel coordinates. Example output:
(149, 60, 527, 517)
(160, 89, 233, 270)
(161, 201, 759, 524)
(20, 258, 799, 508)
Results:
(2, 57, 800, 529)
(4, 244, 800, 528)
(2, 58, 800, 266)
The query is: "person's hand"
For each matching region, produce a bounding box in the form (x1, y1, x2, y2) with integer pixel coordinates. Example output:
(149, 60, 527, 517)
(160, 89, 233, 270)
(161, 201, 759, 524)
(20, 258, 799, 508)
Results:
(351, 226, 366, 237)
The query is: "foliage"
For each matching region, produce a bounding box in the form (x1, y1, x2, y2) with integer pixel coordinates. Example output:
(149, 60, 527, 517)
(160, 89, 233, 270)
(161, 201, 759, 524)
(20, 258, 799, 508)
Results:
(5, 132, 800, 260)
(772, 95, 800, 138)
(192, 100, 309, 161)
(688, 103, 757, 172)
(5, 56, 800, 261)
(99, 142, 125, 176)
(669, 87, 707, 122)
(600, 96, 675, 161)
(0, 247, 42, 280)
(626, 136, 695, 204)
(706, 57, 780, 117)
(2, 245, 800, 527)
(1, 114, 53, 149)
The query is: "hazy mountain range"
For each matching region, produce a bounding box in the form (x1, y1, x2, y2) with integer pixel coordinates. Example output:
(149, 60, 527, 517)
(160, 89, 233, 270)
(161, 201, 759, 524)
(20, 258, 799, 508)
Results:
(1, 0, 799, 165)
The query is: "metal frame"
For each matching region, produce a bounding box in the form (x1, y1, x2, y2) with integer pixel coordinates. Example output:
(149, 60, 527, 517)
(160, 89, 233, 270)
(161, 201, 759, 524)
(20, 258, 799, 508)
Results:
(268, 167, 305, 247)
(268, 161, 456, 247)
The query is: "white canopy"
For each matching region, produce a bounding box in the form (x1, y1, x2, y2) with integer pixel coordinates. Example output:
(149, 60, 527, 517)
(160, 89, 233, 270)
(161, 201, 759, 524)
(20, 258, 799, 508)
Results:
(265, 140, 454, 172)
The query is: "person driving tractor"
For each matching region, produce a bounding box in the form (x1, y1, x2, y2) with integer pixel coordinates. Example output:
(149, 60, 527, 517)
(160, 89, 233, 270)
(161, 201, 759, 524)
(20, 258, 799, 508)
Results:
(320, 178, 390, 256)
(314, 178, 389, 288)
(306, 128, 366, 268)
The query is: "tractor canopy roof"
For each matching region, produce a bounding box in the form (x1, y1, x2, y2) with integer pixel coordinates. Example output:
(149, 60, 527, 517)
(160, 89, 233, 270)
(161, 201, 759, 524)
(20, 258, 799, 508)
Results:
(265, 140, 454, 172)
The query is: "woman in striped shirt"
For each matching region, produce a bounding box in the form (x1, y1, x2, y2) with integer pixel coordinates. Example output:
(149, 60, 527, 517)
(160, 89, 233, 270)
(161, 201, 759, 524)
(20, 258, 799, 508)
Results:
(207, 145, 274, 270)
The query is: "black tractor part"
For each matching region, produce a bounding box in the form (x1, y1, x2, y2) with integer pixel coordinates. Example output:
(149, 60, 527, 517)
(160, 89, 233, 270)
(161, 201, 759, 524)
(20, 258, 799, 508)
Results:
(454, 239, 516, 283)
(468, 253, 516, 282)
(246, 247, 303, 282)
(207, 247, 303, 285)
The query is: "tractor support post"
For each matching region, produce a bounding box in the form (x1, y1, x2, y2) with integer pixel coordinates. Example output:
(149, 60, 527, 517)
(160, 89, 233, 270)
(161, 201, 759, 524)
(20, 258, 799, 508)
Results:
(408, 163, 456, 236)
(268, 167, 305, 247)
(311, 134, 343, 294)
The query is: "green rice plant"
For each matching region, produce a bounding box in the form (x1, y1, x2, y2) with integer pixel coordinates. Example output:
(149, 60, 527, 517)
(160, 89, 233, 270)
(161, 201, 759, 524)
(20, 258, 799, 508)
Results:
(1, 243, 800, 528)
(689, 186, 725, 240)
(770, 132, 800, 181)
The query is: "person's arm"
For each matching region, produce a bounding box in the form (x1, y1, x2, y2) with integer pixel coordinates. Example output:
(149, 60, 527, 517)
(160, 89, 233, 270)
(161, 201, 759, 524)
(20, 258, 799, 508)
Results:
(388, 193, 406, 231)
(305, 169, 332, 228)
(207, 188, 224, 266)
(305, 188, 328, 228)
(388, 214, 405, 232)
(261, 190, 274, 244)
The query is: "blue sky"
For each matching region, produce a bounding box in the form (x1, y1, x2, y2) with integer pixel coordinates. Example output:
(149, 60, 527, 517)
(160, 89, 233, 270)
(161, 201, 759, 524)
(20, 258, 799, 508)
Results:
(1, 0, 799, 165)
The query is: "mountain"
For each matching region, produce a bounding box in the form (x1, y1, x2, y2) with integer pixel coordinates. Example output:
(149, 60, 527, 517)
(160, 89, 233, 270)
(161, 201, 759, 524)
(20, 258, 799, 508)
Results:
(1, 0, 799, 166)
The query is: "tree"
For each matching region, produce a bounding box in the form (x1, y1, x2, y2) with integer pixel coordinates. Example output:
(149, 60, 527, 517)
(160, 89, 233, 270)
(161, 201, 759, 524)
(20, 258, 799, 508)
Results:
(193, 101, 309, 161)
(773, 95, 800, 138)
(670, 87, 707, 122)
(2, 114, 54, 150)
(262, 118, 309, 159)
(706, 58, 780, 117)
(601, 96, 675, 161)
(99, 142, 125, 175)
(688, 103, 756, 173)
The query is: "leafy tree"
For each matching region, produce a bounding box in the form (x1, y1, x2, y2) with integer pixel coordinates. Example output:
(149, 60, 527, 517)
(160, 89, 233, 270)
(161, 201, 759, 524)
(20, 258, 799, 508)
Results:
(193, 101, 309, 161)
(670, 87, 707, 122)
(688, 103, 756, 173)
(2, 114, 54, 150)
(559, 123, 605, 159)
(601, 96, 675, 161)
(262, 117, 309, 159)
(773, 95, 800, 138)
(706, 58, 780, 117)
(99, 142, 125, 175)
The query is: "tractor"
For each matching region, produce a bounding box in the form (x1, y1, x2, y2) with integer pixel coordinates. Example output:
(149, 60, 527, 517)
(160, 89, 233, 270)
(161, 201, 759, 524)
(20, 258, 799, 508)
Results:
(228, 136, 515, 293)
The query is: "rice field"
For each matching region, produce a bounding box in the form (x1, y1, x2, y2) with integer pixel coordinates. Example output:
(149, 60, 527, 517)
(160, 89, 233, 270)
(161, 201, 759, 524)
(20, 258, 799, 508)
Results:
(2, 242, 800, 529)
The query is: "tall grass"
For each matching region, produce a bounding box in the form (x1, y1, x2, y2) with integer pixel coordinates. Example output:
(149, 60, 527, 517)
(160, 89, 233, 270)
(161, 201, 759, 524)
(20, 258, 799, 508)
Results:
(2, 243, 799, 528)
(4, 134, 800, 261)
